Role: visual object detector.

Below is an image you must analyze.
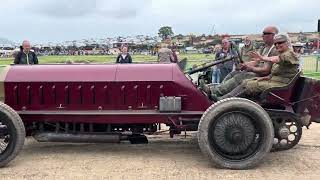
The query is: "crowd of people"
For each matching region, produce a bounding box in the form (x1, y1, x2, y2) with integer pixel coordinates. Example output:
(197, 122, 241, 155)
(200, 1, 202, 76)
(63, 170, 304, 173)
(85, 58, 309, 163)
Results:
(13, 40, 179, 65)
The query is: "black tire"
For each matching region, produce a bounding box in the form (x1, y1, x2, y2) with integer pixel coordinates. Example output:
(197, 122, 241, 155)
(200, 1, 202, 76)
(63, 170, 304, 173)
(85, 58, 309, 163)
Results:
(0, 102, 25, 167)
(198, 98, 274, 169)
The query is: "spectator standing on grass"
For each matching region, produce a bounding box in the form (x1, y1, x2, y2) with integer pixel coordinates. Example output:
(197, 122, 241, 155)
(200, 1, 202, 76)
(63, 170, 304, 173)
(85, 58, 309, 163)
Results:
(211, 38, 237, 84)
(292, 43, 304, 71)
(14, 40, 38, 65)
(240, 36, 255, 63)
(158, 44, 174, 63)
(116, 45, 132, 64)
(171, 45, 179, 63)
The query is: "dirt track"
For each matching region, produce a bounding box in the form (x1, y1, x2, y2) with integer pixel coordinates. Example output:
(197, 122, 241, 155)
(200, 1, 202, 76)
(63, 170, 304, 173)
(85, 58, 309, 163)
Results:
(1, 124, 320, 180)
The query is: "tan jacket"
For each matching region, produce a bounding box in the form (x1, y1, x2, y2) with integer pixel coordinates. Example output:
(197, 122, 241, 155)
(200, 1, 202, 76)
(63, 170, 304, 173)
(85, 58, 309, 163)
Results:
(241, 44, 255, 63)
(158, 48, 174, 63)
(270, 49, 299, 83)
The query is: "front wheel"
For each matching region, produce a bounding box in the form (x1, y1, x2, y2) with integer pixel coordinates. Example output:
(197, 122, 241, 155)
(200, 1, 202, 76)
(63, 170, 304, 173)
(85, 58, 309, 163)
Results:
(0, 102, 25, 167)
(198, 98, 274, 169)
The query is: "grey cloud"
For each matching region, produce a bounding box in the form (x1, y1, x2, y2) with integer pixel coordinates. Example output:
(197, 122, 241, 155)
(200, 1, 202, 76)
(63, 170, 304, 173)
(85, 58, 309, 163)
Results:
(95, 0, 151, 19)
(111, 10, 138, 19)
(25, 0, 151, 19)
(29, 0, 97, 18)
(0, 0, 318, 42)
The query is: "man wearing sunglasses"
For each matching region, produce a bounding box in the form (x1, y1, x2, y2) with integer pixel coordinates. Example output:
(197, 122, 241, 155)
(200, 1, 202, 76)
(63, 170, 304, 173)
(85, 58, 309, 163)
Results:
(215, 34, 299, 100)
(203, 26, 279, 100)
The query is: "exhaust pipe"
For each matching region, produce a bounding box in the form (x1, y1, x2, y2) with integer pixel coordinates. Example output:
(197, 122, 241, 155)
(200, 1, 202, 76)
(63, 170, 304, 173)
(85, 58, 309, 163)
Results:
(33, 132, 128, 143)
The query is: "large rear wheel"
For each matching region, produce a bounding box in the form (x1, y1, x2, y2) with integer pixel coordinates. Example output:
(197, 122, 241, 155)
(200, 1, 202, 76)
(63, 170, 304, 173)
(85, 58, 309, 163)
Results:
(0, 102, 25, 167)
(198, 98, 274, 169)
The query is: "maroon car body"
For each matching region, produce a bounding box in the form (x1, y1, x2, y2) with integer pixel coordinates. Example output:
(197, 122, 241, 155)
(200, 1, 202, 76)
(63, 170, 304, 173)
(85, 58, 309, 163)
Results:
(1, 63, 320, 169)
(4, 64, 210, 126)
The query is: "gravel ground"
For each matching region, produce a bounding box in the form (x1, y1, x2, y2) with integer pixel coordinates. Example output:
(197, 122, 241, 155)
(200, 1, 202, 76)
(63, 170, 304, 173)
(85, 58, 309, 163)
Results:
(1, 124, 320, 180)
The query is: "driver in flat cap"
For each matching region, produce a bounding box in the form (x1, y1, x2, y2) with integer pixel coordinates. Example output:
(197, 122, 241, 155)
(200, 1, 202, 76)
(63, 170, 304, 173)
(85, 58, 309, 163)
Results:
(213, 33, 300, 100)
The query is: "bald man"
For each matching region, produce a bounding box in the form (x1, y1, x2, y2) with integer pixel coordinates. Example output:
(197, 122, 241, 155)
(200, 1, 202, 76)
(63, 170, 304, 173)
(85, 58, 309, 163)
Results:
(14, 40, 38, 64)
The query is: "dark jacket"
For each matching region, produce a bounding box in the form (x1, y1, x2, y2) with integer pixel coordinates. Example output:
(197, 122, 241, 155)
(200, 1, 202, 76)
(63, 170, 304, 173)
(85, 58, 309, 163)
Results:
(14, 51, 38, 64)
(215, 49, 237, 70)
(116, 53, 132, 64)
(215, 49, 237, 82)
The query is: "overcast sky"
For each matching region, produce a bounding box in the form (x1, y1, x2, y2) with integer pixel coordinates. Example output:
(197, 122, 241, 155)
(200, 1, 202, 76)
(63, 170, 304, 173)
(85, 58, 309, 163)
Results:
(0, 0, 318, 43)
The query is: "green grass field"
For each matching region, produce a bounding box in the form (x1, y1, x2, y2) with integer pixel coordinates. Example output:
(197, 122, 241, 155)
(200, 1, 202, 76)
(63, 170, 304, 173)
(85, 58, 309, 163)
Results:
(1, 54, 319, 79)
(0, 54, 215, 64)
(303, 72, 320, 79)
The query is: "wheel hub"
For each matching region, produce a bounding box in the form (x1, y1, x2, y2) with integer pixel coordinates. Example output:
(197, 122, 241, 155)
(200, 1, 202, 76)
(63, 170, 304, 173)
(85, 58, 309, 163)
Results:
(213, 112, 255, 154)
(226, 128, 244, 144)
(278, 126, 290, 139)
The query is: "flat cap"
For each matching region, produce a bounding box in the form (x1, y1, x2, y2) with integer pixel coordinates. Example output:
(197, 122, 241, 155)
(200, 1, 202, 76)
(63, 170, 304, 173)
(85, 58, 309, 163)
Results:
(292, 42, 304, 47)
(274, 34, 288, 43)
